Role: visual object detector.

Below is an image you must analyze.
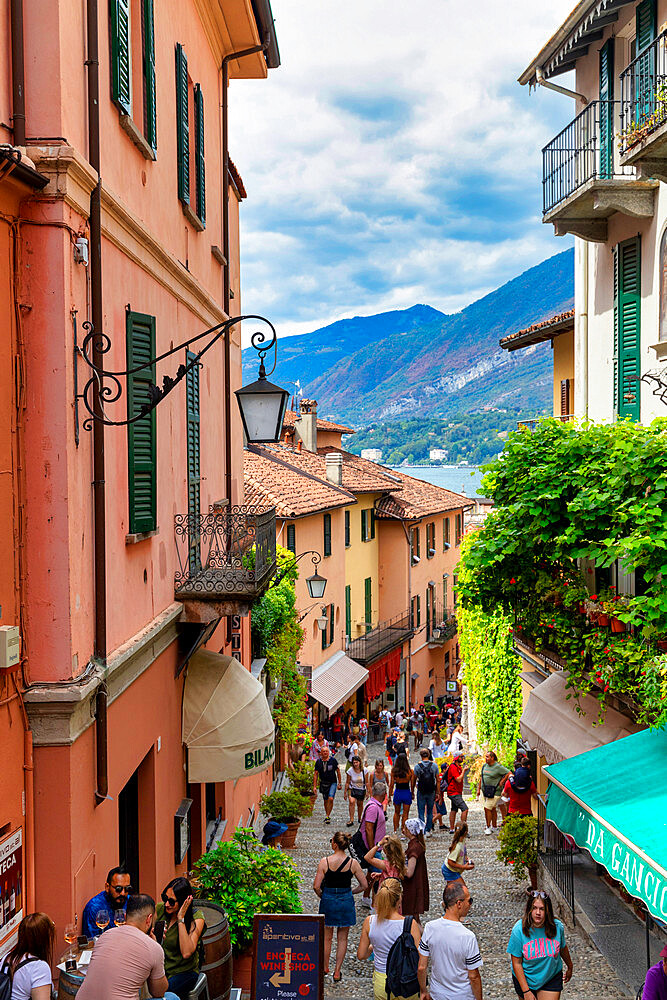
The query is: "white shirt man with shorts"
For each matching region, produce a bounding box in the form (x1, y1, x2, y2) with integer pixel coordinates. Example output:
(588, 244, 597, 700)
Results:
(418, 882, 483, 1000)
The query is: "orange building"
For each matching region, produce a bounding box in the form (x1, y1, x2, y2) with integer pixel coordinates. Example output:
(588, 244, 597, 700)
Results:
(0, 0, 280, 947)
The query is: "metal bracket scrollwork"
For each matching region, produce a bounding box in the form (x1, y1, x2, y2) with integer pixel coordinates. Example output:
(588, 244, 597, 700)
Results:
(635, 370, 667, 407)
(73, 313, 277, 429)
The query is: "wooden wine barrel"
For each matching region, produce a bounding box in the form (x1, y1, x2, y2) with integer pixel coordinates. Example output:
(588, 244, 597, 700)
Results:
(193, 898, 233, 1000)
(56, 969, 85, 1000)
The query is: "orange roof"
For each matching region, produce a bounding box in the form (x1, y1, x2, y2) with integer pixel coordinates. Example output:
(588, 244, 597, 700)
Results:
(375, 468, 469, 520)
(499, 309, 574, 352)
(282, 409, 355, 435)
(228, 158, 247, 200)
(243, 447, 354, 518)
(258, 443, 395, 494)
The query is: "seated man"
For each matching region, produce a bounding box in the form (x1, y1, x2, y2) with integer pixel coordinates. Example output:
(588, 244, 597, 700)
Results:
(81, 866, 131, 939)
(78, 893, 178, 1000)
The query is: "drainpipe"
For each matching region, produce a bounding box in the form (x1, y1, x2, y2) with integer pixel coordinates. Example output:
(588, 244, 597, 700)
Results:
(10, 0, 26, 145)
(86, 0, 108, 803)
(536, 66, 588, 107)
(576, 238, 589, 418)
(221, 39, 269, 503)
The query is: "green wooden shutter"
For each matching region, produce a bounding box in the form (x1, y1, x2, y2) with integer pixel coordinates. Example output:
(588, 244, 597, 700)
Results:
(329, 602, 334, 646)
(110, 0, 131, 115)
(364, 577, 372, 632)
(416, 595, 421, 626)
(286, 524, 296, 554)
(186, 350, 201, 573)
(194, 83, 206, 224)
(416, 526, 420, 557)
(614, 236, 641, 421)
(443, 574, 448, 609)
(143, 0, 157, 151)
(370, 508, 376, 539)
(345, 586, 351, 640)
(426, 588, 431, 635)
(344, 510, 350, 547)
(636, 0, 657, 121)
(175, 44, 189, 204)
(323, 513, 332, 556)
(126, 311, 156, 534)
(599, 38, 614, 179)
(361, 509, 367, 541)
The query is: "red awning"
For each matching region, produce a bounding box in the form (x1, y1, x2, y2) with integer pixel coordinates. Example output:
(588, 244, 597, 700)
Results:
(365, 648, 401, 699)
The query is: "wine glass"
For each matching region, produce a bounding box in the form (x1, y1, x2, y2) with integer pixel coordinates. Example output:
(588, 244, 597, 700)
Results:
(95, 910, 109, 935)
(64, 922, 77, 960)
(113, 909, 126, 926)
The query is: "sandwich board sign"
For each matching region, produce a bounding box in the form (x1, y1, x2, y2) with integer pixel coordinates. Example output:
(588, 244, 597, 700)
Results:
(251, 914, 324, 1000)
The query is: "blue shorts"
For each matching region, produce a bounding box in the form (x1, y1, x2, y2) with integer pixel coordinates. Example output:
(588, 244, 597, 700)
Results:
(393, 788, 413, 807)
(442, 862, 463, 882)
(321, 784, 336, 800)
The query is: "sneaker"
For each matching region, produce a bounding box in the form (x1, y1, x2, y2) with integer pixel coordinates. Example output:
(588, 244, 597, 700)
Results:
(484, 826, 492, 835)
(324, 817, 331, 824)
(491, 826, 498, 832)
(448, 828, 455, 834)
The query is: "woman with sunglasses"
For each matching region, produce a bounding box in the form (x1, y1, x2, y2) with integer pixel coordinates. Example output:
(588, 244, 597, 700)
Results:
(155, 877, 206, 1000)
(507, 890, 573, 1000)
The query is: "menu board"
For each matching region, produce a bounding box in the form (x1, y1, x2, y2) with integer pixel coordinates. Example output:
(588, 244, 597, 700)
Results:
(0, 828, 23, 951)
(251, 914, 324, 1000)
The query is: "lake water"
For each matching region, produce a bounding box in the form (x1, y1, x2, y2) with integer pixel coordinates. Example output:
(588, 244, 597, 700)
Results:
(390, 464, 486, 497)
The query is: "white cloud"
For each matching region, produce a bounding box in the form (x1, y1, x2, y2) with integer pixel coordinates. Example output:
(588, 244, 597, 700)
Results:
(230, 0, 576, 344)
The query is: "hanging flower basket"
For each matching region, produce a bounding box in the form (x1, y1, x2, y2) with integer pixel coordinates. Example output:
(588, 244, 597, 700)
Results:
(610, 617, 626, 634)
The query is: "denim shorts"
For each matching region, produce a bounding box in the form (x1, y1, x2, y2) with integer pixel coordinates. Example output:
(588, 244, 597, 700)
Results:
(321, 784, 336, 799)
(512, 969, 563, 997)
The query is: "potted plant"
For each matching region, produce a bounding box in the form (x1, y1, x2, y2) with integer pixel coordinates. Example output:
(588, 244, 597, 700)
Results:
(496, 814, 539, 888)
(191, 828, 302, 990)
(289, 760, 316, 814)
(260, 787, 311, 848)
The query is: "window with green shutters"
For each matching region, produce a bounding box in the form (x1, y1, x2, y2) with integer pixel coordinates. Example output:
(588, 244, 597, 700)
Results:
(175, 43, 189, 205)
(110, 0, 131, 115)
(345, 510, 350, 548)
(345, 586, 351, 640)
(364, 577, 372, 632)
(361, 509, 368, 541)
(443, 574, 448, 609)
(143, 0, 157, 151)
(194, 84, 206, 226)
(370, 508, 376, 539)
(126, 310, 157, 534)
(599, 38, 614, 179)
(636, 0, 657, 122)
(443, 516, 450, 550)
(323, 513, 332, 556)
(321, 603, 335, 650)
(455, 513, 462, 546)
(286, 524, 296, 554)
(186, 350, 201, 574)
(411, 594, 421, 627)
(614, 236, 641, 422)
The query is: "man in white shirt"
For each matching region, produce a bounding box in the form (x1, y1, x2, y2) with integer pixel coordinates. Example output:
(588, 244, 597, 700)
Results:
(395, 707, 405, 728)
(418, 882, 483, 1000)
(448, 725, 467, 757)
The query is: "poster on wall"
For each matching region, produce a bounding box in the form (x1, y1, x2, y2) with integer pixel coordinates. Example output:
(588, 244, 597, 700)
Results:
(0, 828, 23, 951)
(251, 914, 324, 1000)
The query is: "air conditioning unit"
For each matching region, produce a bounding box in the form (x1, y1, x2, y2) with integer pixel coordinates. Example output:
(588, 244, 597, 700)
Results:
(0, 626, 20, 669)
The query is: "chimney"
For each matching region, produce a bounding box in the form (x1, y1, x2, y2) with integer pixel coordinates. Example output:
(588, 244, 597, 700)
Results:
(295, 398, 318, 453)
(325, 452, 343, 486)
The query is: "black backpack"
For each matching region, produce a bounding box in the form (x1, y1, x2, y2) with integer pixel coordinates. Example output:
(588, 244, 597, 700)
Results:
(416, 761, 436, 795)
(0, 957, 40, 1000)
(385, 915, 420, 1000)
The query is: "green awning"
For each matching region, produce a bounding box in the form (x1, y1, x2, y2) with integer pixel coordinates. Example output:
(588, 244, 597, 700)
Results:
(544, 727, 667, 922)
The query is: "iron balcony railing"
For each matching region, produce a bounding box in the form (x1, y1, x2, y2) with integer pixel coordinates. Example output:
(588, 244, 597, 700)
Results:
(346, 610, 414, 666)
(619, 31, 667, 155)
(537, 794, 575, 922)
(426, 605, 457, 644)
(174, 504, 277, 601)
(542, 100, 634, 215)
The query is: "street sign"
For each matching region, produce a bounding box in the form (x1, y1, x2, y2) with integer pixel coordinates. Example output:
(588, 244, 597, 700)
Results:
(251, 914, 324, 1000)
(446, 681, 458, 692)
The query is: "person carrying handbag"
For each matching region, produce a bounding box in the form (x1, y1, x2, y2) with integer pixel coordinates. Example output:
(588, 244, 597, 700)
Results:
(476, 750, 510, 835)
(349, 781, 387, 908)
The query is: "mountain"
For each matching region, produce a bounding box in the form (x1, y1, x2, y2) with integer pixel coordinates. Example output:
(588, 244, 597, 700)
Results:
(243, 249, 574, 425)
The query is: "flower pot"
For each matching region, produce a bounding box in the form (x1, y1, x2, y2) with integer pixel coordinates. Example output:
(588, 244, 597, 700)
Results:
(657, 640, 667, 652)
(588, 611, 599, 625)
(597, 613, 610, 627)
(528, 865, 538, 890)
(610, 617, 626, 634)
(233, 949, 253, 997)
(278, 820, 300, 849)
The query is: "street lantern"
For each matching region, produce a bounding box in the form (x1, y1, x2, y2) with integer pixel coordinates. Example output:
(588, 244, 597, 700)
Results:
(316, 612, 328, 631)
(305, 552, 327, 599)
(235, 321, 289, 443)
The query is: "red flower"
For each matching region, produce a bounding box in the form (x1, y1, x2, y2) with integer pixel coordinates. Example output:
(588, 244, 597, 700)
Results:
(590, 594, 598, 601)
(604, 684, 610, 692)
(509, 577, 516, 584)
(604, 647, 609, 654)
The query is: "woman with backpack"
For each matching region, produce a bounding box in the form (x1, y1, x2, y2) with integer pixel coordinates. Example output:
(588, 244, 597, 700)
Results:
(1, 913, 55, 1000)
(411, 748, 439, 836)
(313, 831, 368, 982)
(388, 753, 413, 833)
(357, 878, 421, 1000)
(401, 818, 429, 924)
(501, 756, 537, 817)
(441, 821, 475, 885)
(344, 756, 367, 826)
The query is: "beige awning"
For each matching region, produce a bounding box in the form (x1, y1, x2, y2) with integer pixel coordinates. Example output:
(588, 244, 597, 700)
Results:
(311, 651, 368, 714)
(183, 650, 275, 782)
(520, 670, 642, 764)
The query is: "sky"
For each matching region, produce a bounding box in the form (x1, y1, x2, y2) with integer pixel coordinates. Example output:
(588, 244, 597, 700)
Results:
(229, 0, 577, 342)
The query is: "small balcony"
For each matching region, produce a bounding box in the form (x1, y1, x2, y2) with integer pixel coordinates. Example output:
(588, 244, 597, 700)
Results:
(542, 100, 656, 242)
(427, 606, 457, 645)
(346, 610, 414, 666)
(174, 504, 277, 621)
(619, 31, 667, 182)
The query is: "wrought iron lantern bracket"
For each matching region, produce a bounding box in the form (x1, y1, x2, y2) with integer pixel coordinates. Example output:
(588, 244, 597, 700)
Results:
(74, 311, 278, 431)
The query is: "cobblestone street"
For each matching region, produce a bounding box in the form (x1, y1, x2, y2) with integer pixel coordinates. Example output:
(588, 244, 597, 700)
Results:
(285, 742, 632, 999)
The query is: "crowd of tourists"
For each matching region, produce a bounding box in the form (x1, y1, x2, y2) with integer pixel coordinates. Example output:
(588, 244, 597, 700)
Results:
(303, 710, 597, 1000)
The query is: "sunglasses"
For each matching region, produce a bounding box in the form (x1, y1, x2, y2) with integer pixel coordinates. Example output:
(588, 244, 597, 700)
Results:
(161, 894, 178, 905)
(528, 890, 549, 899)
(110, 884, 132, 894)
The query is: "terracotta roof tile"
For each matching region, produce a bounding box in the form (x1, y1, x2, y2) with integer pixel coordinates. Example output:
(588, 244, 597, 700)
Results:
(499, 309, 574, 351)
(375, 468, 470, 520)
(228, 158, 246, 199)
(243, 447, 354, 518)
